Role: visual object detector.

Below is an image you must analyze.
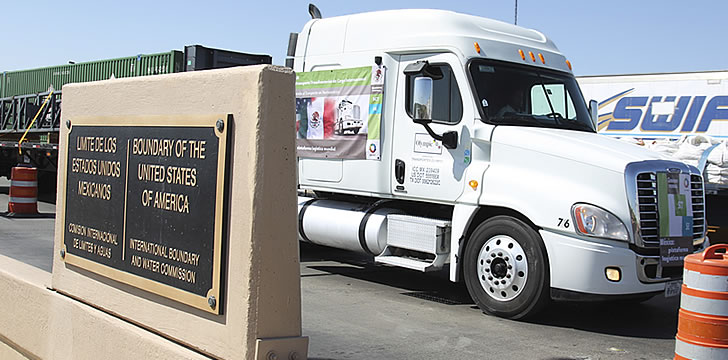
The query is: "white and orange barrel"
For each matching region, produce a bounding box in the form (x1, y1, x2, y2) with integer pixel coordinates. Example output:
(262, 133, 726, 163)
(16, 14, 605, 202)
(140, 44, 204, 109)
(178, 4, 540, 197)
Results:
(8, 166, 38, 214)
(675, 244, 728, 359)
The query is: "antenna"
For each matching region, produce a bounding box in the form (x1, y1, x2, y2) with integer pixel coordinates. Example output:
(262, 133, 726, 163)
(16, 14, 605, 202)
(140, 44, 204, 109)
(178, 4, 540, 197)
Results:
(309, 4, 322, 19)
(514, 0, 518, 25)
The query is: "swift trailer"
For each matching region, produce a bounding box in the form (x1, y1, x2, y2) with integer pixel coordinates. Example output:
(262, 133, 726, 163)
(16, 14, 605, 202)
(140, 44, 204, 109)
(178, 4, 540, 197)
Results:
(577, 71, 728, 140)
(291, 6, 707, 319)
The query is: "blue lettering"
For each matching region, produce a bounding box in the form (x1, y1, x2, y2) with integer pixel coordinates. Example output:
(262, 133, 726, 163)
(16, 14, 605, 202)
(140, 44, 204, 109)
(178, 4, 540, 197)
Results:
(608, 96, 647, 131)
(680, 96, 706, 132)
(697, 96, 728, 132)
(642, 96, 680, 131)
(671, 96, 691, 132)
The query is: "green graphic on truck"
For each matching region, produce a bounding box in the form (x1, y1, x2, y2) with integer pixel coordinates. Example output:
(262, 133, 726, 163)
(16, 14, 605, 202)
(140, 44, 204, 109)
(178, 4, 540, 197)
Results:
(295, 65, 384, 160)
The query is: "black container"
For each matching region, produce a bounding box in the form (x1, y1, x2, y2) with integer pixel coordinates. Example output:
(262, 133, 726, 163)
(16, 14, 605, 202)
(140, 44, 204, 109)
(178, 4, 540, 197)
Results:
(184, 45, 272, 71)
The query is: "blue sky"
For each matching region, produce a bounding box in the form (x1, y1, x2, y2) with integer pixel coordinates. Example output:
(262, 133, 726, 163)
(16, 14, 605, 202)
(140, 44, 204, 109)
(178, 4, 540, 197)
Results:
(2, 1, 726, 76)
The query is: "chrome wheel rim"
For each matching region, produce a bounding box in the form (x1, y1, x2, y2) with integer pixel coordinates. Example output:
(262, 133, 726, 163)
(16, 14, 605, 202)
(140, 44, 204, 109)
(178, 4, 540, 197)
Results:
(476, 235, 528, 302)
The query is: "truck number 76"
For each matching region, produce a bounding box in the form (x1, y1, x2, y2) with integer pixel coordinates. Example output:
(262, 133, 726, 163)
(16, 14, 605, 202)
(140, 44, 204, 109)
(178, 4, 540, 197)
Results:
(557, 218, 570, 228)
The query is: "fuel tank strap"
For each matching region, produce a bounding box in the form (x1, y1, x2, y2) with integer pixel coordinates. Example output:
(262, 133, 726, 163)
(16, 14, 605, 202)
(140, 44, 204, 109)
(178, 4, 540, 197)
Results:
(358, 200, 393, 256)
(299, 199, 318, 243)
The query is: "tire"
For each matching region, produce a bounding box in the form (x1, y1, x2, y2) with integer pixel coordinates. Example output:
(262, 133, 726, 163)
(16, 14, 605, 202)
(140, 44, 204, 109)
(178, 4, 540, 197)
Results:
(463, 216, 550, 319)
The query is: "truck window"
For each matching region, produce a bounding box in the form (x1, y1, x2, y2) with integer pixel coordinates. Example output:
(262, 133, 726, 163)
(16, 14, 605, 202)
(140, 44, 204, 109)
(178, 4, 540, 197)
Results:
(406, 64, 463, 124)
(469, 59, 595, 133)
(530, 84, 577, 120)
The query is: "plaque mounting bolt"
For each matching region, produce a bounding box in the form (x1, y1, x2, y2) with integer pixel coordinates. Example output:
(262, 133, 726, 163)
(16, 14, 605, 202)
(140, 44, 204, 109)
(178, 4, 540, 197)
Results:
(65, 120, 71, 129)
(289, 352, 300, 360)
(216, 119, 224, 132)
(266, 351, 278, 360)
(208, 295, 217, 309)
(60, 249, 66, 259)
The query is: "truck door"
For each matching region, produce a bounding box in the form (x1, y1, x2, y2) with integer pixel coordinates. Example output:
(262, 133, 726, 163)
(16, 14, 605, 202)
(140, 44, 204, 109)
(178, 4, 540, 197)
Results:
(391, 54, 473, 202)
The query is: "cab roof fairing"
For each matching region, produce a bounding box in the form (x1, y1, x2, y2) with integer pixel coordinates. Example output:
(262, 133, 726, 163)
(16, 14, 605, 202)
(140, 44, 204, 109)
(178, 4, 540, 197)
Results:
(295, 9, 571, 73)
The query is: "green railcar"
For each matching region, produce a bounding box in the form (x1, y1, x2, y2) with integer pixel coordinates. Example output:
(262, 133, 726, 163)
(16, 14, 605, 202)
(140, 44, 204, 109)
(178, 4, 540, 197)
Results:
(0, 45, 271, 181)
(0, 51, 184, 98)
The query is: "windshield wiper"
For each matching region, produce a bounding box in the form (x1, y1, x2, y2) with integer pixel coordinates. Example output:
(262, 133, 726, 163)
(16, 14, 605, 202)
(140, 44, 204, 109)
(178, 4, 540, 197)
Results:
(536, 73, 562, 122)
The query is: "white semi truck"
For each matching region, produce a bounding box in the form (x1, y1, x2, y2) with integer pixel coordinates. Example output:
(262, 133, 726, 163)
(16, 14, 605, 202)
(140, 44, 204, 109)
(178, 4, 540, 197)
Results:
(290, 7, 707, 319)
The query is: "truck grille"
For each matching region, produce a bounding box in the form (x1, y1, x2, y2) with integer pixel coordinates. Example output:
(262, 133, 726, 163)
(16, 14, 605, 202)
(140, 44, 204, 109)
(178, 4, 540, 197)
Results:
(636, 172, 659, 247)
(634, 171, 705, 248)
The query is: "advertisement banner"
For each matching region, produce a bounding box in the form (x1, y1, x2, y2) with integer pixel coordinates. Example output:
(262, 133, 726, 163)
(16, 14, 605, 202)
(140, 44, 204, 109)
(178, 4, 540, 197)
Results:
(295, 66, 384, 160)
(657, 172, 694, 267)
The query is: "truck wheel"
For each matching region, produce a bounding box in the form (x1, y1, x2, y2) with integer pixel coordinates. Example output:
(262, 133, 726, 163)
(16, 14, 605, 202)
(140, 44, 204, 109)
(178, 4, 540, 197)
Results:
(463, 216, 550, 319)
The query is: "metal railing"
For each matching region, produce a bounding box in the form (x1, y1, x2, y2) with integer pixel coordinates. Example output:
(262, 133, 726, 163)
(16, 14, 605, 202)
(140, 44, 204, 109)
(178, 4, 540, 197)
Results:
(0, 90, 62, 134)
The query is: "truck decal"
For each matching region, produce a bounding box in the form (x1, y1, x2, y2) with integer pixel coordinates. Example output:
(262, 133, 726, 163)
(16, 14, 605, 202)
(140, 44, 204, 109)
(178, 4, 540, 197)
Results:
(413, 133, 443, 154)
(295, 66, 384, 160)
(589, 88, 728, 138)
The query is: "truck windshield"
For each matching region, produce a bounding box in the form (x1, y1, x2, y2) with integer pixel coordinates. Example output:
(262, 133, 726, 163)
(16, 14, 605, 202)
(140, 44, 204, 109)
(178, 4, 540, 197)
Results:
(468, 59, 595, 133)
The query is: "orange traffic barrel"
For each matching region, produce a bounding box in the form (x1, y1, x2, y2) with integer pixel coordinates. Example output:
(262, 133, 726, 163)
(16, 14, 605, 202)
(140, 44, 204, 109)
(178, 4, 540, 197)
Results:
(8, 166, 38, 215)
(675, 244, 728, 359)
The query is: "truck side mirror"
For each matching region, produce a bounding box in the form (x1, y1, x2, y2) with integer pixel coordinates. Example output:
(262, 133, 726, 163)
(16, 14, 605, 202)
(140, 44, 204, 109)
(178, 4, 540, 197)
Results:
(588, 99, 598, 130)
(413, 77, 433, 121)
(406, 63, 458, 149)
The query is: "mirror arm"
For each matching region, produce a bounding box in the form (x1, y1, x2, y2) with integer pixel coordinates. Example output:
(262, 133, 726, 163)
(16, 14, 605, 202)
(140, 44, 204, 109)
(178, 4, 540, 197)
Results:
(414, 120, 458, 149)
(415, 120, 443, 141)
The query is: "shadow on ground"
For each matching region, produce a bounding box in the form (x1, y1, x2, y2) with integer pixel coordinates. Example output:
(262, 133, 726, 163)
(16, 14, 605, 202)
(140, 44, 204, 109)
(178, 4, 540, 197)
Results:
(300, 242, 679, 340)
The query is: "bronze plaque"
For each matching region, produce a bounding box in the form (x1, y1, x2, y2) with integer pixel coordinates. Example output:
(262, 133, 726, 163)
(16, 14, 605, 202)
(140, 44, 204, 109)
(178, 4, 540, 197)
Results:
(60, 115, 229, 314)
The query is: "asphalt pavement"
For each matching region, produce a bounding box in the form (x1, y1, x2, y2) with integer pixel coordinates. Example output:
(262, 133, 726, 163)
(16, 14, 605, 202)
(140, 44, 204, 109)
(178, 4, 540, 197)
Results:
(0, 177, 56, 272)
(0, 177, 681, 360)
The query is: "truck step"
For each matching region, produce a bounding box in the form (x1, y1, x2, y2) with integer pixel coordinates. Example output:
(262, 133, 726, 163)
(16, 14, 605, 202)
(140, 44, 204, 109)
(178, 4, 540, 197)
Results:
(374, 252, 448, 272)
(375, 255, 442, 272)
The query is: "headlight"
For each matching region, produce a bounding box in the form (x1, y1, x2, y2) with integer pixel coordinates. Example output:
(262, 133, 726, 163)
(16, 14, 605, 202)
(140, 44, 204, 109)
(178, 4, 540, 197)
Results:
(571, 203, 629, 241)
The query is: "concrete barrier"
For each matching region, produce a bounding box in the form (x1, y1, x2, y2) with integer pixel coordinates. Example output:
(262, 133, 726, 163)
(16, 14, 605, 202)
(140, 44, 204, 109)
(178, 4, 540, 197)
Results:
(0, 65, 307, 359)
(0, 254, 208, 360)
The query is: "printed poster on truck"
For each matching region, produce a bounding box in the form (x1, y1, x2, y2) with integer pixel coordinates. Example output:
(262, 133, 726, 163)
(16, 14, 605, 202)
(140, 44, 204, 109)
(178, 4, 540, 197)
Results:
(295, 65, 384, 160)
(657, 172, 694, 267)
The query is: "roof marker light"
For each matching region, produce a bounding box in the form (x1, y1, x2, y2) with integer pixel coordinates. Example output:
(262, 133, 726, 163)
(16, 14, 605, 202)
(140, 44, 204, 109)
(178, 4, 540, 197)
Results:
(474, 42, 481, 54)
(518, 49, 525, 60)
(528, 51, 536, 62)
(566, 60, 573, 71)
(538, 53, 545, 64)
(469, 180, 479, 190)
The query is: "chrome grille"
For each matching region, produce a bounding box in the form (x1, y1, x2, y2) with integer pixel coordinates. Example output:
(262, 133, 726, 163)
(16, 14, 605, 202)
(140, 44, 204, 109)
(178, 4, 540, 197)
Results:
(626, 161, 706, 249)
(636, 172, 659, 247)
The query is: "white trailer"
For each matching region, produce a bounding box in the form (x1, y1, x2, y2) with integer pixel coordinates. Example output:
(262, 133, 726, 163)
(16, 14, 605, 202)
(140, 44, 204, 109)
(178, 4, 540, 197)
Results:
(290, 7, 707, 319)
(577, 71, 728, 140)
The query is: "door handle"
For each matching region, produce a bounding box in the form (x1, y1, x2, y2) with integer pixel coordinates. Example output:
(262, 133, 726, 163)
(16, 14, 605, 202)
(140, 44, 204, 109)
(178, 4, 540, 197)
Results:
(395, 159, 405, 184)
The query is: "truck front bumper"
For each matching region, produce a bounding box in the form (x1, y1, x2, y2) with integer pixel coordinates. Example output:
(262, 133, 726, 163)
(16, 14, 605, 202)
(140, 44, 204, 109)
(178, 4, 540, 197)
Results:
(540, 230, 666, 296)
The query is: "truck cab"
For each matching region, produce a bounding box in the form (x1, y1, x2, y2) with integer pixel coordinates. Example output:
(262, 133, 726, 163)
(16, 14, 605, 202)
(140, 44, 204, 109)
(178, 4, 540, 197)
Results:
(291, 9, 706, 319)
